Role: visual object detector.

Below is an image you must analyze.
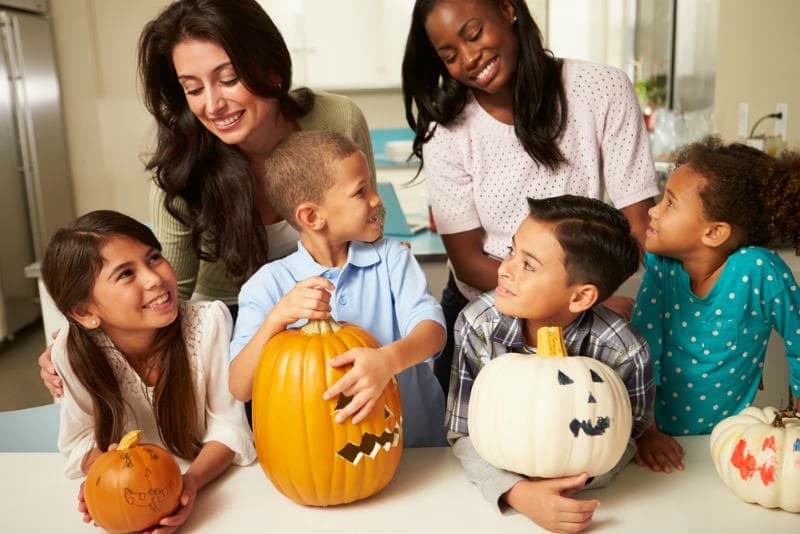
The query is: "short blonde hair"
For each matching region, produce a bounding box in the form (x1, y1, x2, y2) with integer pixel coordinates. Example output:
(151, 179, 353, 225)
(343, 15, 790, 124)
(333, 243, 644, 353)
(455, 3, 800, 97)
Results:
(264, 131, 361, 229)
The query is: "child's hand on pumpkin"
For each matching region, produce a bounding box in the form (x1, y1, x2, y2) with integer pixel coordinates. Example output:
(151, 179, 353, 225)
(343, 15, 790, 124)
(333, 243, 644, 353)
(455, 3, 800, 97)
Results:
(504, 474, 599, 533)
(634, 423, 684, 473)
(76, 481, 94, 525)
(324, 347, 395, 424)
(142, 473, 199, 534)
(269, 277, 334, 328)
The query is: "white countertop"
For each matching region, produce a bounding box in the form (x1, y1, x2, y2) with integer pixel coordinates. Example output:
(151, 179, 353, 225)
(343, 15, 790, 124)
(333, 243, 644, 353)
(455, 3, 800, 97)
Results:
(2, 436, 797, 533)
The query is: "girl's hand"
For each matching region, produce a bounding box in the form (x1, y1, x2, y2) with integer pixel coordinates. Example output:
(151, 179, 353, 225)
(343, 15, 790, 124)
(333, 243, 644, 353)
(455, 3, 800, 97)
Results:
(38, 330, 62, 397)
(142, 473, 198, 534)
(77, 481, 93, 525)
(324, 348, 394, 424)
(634, 424, 684, 473)
(269, 276, 333, 328)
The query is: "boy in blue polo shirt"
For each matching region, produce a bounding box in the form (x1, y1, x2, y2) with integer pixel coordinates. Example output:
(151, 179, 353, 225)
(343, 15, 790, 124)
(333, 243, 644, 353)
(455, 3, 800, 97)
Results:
(228, 130, 446, 447)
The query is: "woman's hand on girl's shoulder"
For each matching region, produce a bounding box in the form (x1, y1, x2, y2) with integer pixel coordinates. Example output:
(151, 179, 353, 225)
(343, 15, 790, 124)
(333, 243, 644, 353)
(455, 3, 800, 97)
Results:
(38, 330, 63, 398)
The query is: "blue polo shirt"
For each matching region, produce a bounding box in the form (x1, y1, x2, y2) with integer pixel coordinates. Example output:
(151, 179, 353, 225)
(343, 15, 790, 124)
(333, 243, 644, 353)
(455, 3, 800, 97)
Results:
(230, 238, 447, 447)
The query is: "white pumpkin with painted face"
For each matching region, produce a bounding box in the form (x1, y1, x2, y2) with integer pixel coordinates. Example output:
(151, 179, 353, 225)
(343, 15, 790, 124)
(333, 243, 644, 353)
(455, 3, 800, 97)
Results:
(468, 327, 632, 478)
(709, 405, 800, 512)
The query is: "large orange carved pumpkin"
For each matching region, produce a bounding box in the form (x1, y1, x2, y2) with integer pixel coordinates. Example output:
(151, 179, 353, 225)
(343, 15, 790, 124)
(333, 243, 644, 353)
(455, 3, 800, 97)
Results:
(84, 430, 183, 533)
(253, 318, 403, 506)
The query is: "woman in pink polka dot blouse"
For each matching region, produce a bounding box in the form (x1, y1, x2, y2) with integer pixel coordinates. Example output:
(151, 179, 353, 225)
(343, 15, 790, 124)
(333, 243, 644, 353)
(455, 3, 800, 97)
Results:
(402, 0, 660, 393)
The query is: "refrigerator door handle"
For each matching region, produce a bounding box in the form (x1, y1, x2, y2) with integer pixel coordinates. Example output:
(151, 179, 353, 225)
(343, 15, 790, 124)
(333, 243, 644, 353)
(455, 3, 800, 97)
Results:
(0, 11, 45, 257)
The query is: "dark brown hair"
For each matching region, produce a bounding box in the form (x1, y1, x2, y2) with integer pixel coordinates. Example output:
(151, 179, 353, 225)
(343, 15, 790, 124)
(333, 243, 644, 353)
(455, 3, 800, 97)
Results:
(527, 195, 640, 302)
(263, 131, 361, 230)
(402, 0, 567, 172)
(138, 0, 315, 285)
(674, 136, 800, 250)
(41, 211, 199, 459)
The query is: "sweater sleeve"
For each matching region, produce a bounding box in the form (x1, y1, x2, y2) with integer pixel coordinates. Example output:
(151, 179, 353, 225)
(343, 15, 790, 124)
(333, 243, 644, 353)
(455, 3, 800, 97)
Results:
(52, 328, 98, 479)
(451, 435, 524, 515)
(149, 182, 199, 300)
(198, 302, 256, 465)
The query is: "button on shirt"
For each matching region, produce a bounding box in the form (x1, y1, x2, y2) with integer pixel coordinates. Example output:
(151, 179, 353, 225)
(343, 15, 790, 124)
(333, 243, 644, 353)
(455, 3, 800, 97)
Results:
(632, 248, 800, 436)
(446, 291, 654, 440)
(230, 239, 447, 447)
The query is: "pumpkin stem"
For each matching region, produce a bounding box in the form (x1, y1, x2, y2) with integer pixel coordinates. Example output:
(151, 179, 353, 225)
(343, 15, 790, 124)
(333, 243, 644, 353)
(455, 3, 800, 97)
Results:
(118, 430, 143, 450)
(301, 318, 343, 335)
(771, 408, 799, 428)
(536, 327, 568, 358)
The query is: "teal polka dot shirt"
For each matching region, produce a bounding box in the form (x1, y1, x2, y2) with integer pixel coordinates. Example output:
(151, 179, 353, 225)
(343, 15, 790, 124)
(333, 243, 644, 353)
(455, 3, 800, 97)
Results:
(632, 247, 800, 435)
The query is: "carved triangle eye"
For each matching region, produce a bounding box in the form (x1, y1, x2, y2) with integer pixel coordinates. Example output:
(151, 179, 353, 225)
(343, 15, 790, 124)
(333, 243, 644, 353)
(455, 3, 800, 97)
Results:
(558, 370, 573, 385)
(334, 394, 354, 411)
(590, 370, 604, 383)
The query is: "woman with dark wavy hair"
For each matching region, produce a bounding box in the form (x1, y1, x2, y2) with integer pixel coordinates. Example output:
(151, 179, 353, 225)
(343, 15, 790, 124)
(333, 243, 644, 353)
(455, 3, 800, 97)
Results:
(402, 0, 659, 396)
(39, 0, 376, 398)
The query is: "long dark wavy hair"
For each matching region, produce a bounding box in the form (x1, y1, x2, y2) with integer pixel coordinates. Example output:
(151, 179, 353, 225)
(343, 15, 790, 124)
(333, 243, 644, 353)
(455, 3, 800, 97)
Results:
(41, 211, 200, 459)
(138, 0, 314, 285)
(402, 0, 567, 171)
(674, 136, 800, 251)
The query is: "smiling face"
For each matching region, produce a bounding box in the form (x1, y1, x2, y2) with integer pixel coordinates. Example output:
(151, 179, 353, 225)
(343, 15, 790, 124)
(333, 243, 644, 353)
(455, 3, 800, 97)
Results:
(495, 217, 580, 327)
(171, 38, 281, 156)
(318, 151, 383, 244)
(424, 0, 518, 98)
(82, 236, 178, 341)
(645, 164, 711, 258)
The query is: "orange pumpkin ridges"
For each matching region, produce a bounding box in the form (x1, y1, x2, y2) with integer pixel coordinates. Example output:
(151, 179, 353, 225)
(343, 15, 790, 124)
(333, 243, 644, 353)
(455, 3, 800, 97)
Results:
(253, 318, 403, 507)
(83, 430, 183, 533)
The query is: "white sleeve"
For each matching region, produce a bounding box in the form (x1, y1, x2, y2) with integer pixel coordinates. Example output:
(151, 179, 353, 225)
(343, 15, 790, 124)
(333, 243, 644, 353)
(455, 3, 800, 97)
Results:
(52, 327, 97, 479)
(199, 301, 257, 466)
(423, 126, 482, 235)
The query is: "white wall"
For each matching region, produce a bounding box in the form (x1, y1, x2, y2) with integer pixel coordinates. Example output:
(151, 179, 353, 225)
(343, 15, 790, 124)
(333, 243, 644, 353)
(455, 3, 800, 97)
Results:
(713, 0, 800, 147)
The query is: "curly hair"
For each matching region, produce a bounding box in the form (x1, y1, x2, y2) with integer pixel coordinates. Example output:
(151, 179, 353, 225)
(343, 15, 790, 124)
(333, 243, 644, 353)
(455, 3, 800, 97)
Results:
(527, 195, 640, 302)
(402, 0, 567, 172)
(138, 0, 314, 285)
(674, 136, 800, 250)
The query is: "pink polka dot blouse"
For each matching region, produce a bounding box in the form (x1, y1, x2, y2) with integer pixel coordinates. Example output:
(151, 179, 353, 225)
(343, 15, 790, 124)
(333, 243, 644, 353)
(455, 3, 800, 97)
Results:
(424, 59, 660, 299)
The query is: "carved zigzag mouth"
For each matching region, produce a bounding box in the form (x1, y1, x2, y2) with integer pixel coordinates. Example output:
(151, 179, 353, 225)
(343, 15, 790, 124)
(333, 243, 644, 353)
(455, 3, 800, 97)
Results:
(569, 416, 611, 437)
(336, 420, 402, 465)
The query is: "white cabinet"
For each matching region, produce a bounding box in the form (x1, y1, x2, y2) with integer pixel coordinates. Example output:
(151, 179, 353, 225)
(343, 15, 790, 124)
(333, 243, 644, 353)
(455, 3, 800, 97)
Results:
(260, 0, 412, 90)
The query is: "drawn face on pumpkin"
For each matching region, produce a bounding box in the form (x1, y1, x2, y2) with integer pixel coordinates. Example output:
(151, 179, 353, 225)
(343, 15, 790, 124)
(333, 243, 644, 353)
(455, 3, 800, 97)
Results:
(332, 378, 404, 465)
(557, 364, 614, 438)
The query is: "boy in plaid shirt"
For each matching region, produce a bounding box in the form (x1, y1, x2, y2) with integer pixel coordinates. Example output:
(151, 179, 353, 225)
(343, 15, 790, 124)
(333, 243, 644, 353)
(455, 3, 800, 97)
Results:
(446, 195, 654, 533)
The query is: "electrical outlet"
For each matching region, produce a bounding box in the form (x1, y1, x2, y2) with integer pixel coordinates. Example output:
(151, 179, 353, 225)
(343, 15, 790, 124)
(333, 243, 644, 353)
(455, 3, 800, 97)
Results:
(775, 103, 788, 140)
(737, 102, 749, 138)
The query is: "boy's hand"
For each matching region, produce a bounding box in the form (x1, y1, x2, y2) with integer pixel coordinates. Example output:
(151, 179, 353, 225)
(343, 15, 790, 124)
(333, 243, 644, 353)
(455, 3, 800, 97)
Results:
(504, 474, 598, 533)
(634, 424, 684, 473)
(324, 347, 394, 424)
(269, 276, 333, 328)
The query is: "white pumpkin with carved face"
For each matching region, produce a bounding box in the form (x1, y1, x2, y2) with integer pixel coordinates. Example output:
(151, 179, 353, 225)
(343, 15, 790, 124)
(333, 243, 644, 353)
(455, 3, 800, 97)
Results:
(468, 328, 633, 478)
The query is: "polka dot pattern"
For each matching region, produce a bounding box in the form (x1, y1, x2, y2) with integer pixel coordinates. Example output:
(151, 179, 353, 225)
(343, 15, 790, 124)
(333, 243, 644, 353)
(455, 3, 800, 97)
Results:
(424, 59, 660, 299)
(632, 247, 800, 435)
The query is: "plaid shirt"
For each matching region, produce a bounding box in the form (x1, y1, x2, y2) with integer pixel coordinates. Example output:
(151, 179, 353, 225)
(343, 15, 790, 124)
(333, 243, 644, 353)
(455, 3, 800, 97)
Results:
(446, 291, 654, 440)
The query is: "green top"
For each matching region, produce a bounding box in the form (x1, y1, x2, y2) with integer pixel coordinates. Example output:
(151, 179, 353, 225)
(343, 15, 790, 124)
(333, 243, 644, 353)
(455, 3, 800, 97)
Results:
(149, 91, 377, 302)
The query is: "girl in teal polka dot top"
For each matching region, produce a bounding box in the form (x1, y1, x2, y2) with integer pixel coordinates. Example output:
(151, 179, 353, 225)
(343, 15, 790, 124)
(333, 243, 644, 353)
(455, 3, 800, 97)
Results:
(631, 136, 800, 474)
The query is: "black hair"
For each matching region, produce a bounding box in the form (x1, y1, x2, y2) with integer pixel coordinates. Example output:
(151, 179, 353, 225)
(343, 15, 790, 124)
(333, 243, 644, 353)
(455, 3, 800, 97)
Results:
(138, 0, 314, 285)
(673, 136, 800, 250)
(527, 195, 640, 302)
(402, 0, 567, 173)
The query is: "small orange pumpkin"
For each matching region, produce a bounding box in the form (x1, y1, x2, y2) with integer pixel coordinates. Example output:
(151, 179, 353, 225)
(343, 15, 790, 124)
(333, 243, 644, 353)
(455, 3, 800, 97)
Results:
(253, 318, 403, 506)
(84, 430, 183, 533)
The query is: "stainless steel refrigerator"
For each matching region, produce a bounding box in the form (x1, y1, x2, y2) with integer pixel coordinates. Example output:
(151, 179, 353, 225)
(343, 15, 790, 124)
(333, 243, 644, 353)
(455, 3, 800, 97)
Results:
(0, 0, 74, 340)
